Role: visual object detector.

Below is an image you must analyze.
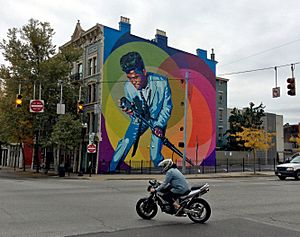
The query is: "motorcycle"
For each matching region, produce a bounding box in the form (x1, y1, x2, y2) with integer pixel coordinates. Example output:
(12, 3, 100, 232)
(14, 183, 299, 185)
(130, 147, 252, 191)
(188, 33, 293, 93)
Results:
(136, 180, 211, 223)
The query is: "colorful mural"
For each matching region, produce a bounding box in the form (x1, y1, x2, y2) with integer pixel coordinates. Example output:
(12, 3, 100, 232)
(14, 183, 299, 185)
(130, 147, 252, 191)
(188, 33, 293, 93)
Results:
(99, 28, 216, 172)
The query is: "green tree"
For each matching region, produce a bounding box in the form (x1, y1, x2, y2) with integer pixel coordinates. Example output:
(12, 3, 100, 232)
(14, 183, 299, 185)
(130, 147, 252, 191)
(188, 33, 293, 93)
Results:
(225, 102, 266, 150)
(50, 114, 82, 164)
(0, 19, 82, 169)
(51, 114, 82, 149)
(0, 66, 33, 170)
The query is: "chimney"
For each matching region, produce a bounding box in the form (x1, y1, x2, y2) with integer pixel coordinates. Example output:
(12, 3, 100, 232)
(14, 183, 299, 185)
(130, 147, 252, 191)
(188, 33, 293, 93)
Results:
(211, 48, 215, 61)
(119, 16, 131, 33)
(196, 49, 207, 59)
(155, 29, 168, 46)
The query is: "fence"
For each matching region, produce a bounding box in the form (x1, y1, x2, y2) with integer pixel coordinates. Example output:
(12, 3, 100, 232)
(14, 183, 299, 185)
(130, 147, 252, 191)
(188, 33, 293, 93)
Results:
(98, 155, 276, 174)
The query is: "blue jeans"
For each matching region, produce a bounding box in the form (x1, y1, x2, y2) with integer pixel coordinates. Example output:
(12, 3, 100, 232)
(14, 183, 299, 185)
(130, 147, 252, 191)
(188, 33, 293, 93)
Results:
(110, 120, 164, 172)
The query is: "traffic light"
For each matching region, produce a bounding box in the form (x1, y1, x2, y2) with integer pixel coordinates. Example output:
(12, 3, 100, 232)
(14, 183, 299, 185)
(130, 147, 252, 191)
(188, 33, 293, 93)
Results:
(77, 100, 84, 113)
(287, 78, 296, 96)
(16, 94, 22, 108)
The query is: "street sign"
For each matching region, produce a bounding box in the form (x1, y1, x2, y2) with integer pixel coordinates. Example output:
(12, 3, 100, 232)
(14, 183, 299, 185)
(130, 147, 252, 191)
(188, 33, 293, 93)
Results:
(57, 103, 65, 114)
(272, 87, 280, 98)
(87, 143, 97, 153)
(89, 133, 95, 144)
(30, 99, 44, 113)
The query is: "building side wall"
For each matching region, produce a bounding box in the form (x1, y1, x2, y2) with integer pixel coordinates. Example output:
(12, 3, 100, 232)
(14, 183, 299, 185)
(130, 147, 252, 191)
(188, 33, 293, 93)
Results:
(216, 78, 228, 149)
(98, 26, 216, 171)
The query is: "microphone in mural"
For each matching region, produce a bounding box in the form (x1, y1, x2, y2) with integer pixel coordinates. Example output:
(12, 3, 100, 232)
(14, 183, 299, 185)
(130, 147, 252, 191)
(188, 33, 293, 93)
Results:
(119, 96, 195, 166)
(110, 51, 173, 172)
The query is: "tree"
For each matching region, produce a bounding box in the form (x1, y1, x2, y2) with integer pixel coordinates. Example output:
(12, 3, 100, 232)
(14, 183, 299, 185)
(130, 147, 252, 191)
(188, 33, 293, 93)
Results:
(0, 79, 9, 163)
(0, 19, 82, 169)
(225, 102, 266, 150)
(235, 127, 274, 174)
(50, 114, 82, 150)
(289, 133, 300, 150)
(50, 114, 82, 166)
(0, 68, 33, 170)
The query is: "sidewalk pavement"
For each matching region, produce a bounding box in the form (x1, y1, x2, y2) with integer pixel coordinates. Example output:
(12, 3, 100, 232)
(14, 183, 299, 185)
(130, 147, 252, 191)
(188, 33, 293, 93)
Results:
(0, 166, 276, 181)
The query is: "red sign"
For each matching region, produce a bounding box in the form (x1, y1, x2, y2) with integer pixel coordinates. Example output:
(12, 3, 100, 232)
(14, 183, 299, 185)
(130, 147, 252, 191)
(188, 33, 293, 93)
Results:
(30, 100, 44, 113)
(87, 143, 97, 153)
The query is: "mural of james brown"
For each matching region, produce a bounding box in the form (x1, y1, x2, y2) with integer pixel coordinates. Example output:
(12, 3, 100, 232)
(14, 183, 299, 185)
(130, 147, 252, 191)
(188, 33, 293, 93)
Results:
(109, 51, 173, 172)
(101, 34, 216, 174)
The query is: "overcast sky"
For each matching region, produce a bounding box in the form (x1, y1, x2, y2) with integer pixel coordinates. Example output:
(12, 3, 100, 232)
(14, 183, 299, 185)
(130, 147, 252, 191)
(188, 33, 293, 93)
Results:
(1, 0, 300, 124)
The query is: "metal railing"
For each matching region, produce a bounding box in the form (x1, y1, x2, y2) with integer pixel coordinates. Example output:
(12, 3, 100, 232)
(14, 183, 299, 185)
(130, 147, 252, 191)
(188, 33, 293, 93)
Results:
(97, 157, 276, 175)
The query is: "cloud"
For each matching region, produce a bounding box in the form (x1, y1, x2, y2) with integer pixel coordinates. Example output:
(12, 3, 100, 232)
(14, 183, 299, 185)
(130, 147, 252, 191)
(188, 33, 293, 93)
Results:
(0, 0, 300, 124)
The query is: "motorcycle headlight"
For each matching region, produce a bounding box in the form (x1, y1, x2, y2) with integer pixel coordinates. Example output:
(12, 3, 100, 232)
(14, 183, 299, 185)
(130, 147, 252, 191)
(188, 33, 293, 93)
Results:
(286, 167, 294, 171)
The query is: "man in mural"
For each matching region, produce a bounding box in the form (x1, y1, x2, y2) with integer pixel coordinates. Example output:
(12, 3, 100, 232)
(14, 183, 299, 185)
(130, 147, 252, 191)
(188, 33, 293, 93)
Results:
(110, 51, 173, 172)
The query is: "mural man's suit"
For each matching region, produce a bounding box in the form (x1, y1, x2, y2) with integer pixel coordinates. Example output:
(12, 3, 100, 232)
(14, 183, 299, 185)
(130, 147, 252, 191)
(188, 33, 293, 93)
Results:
(110, 52, 173, 172)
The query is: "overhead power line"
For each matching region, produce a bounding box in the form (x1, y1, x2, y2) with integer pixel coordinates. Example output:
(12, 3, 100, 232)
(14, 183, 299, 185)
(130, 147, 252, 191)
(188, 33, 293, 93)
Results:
(219, 37, 300, 68)
(218, 61, 300, 77)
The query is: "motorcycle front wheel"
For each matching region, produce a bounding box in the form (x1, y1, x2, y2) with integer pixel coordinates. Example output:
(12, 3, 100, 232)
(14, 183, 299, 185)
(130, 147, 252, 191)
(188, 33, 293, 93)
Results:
(136, 198, 158, 220)
(187, 198, 211, 223)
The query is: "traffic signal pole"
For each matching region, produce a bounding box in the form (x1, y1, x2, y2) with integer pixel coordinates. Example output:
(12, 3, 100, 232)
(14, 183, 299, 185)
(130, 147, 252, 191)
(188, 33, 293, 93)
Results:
(31, 82, 42, 173)
(34, 125, 40, 173)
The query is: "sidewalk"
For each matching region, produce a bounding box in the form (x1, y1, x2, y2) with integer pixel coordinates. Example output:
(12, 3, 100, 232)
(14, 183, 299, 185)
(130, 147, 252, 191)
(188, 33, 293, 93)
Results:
(0, 166, 58, 179)
(100, 171, 275, 181)
(0, 166, 276, 181)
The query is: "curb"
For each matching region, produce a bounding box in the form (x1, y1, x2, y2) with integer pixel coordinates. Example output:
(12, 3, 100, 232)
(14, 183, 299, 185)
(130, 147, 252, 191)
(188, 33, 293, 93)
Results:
(100, 173, 275, 181)
(0, 167, 275, 181)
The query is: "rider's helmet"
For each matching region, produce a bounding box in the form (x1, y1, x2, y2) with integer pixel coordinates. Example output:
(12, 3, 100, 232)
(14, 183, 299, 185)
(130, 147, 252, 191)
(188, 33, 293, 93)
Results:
(158, 159, 173, 173)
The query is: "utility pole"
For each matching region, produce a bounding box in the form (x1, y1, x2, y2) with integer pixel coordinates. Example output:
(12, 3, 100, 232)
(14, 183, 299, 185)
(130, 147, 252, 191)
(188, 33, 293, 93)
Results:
(182, 71, 189, 174)
(196, 135, 199, 166)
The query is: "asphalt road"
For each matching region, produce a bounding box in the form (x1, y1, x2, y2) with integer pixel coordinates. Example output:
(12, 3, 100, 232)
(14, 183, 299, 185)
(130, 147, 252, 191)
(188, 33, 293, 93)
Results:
(0, 173, 299, 237)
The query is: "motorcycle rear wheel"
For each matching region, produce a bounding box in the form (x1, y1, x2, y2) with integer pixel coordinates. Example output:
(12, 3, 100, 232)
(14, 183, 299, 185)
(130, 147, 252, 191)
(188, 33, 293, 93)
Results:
(136, 198, 158, 220)
(187, 198, 211, 223)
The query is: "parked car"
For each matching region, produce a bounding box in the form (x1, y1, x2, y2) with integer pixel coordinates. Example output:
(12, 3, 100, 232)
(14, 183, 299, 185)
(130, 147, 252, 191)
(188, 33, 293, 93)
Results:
(291, 152, 300, 159)
(275, 155, 300, 180)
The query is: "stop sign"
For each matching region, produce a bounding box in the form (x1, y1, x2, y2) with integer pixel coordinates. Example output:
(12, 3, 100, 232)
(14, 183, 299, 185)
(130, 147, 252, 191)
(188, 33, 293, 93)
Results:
(87, 143, 97, 153)
(30, 100, 44, 113)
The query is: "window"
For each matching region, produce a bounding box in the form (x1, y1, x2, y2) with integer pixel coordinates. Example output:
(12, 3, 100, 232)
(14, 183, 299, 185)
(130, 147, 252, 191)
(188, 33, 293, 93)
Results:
(218, 108, 223, 121)
(218, 91, 223, 104)
(88, 57, 97, 76)
(93, 83, 96, 102)
(92, 57, 97, 74)
(87, 83, 96, 103)
(218, 127, 223, 140)
(88, 58, 93, 76)
(77, 63, 83, 79)
(88, 84, 92, 103)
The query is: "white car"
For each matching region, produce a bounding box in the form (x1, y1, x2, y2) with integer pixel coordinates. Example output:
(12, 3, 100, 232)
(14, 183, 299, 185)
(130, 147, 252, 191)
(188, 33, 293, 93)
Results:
(275, 155, 300, 180)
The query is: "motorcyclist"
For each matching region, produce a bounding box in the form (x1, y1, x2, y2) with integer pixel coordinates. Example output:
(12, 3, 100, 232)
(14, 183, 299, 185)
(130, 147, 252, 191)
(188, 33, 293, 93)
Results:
(150, 159, 190, 215)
